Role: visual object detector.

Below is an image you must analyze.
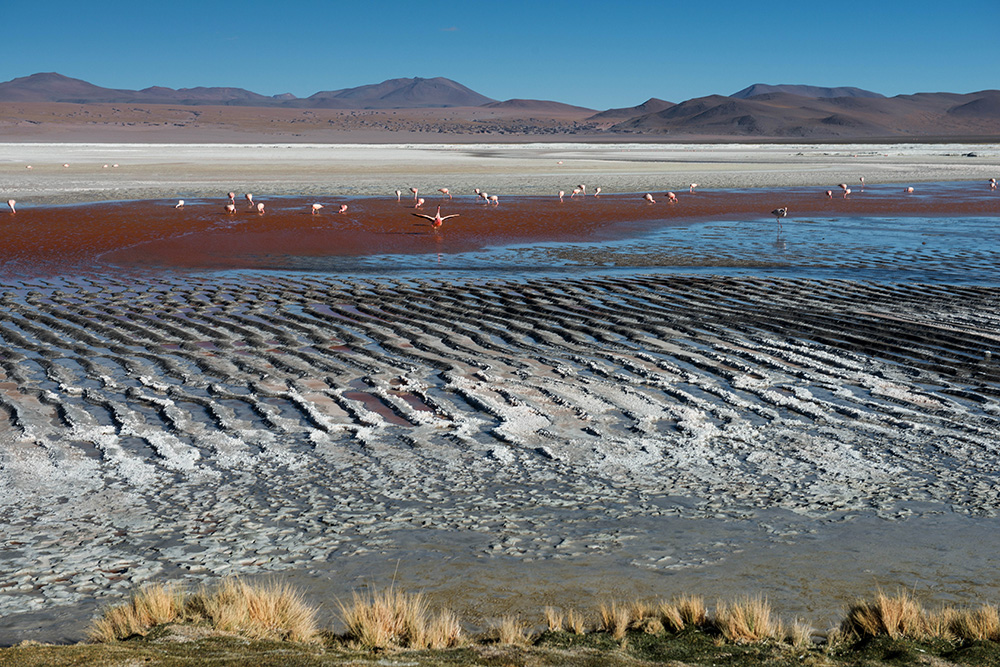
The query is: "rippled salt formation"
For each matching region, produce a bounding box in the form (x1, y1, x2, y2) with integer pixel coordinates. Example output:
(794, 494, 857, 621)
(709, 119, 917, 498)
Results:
(3, 263, 1000, 641)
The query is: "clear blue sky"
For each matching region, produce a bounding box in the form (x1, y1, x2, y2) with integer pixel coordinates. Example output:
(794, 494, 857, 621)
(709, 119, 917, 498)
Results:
(1, 0, 996, 109)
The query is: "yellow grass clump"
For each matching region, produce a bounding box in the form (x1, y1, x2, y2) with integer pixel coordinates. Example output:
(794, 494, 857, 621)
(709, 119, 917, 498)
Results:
(841, 589, 928, 640)
(564, 608, 587, 635)
(88, 583, 185, 642)
(544, 606, 563, 632)
(338, 585, 462, 650)
(713, 595, 780, 643)
(659, 595, 707, 633)
(945, 604, 1000, 642)
(599, 601, 632, 641)
(494, 615, 531, 645)
(89, 578, 318, 644)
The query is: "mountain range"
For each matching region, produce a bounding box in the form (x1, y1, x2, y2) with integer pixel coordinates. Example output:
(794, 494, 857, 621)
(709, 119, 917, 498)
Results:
(1, 72, 998, 140)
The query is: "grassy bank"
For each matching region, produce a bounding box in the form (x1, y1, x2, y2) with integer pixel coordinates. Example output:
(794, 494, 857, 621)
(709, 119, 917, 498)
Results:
(3, 582, 1000, 666)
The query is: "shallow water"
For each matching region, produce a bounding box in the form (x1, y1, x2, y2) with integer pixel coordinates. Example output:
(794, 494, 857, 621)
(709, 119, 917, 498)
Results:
(2, 186, 1000, 644)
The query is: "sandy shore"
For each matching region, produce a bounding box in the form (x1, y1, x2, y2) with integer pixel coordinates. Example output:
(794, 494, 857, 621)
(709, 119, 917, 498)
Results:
(2, 142, 1000, 645)
(1, 142, 998, 206)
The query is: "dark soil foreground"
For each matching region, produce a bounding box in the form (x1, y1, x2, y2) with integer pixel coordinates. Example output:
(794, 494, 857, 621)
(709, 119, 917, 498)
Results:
(4, 630, 1000, 666)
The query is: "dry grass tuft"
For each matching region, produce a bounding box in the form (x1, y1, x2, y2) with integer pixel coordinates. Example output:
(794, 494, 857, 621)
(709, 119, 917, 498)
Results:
(564, 608, 587, 635)
(786, 619, 814, 648)
(88, 583, 185, 642)
(599, 601, 631, 640)
(544, 606, 563, 633)
(89, 579, 317, 644)
(338, 585, 462, 650)
(495, 615, 530, 645)
(659, 595, 707, 633)
(713, 595, 779, 643)
(841, 589, 927, 640)
(947, 604, 1000, 642)
(187, 578, 318, 643)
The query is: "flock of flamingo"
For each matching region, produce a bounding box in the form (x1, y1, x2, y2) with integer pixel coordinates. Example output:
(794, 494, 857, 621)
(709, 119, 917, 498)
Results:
(4, 176, 999, 235)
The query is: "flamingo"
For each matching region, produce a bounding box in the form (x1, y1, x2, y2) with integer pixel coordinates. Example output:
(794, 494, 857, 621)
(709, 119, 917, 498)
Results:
(666, 192, 677, 203)
(103, 164, 109, 169)
(228, 192, 236, 203)
(175, 200, 184, 209)
(838, 183, 849, 191)
(578, 184, 586, 195)
(689, 183, 698, 193)
(7, 199, 15, 213)
(339, 204, 348, 213)
(245, 193, 254, 207)
(558, 190, 565, 202)
(826, 190, 833, 199)
(413, 206, 459, 227)
(594, 187, 601, 197)
(990, 178, 997, 190)
(25, 165, 31, 169)
(474, 188, 481, 197)
(410, 187, 419, 200)
(479, 191, 489, 203)
(438, 188, 451, 199)
(112, 164, 119, 168)
(395, 189, 402, 201)
(311, 204, 324, 214)
(843, 188, 852, 198)
(488, 195, 499, 206)
(859, 176, 865, 191)
(63, 163, 69, 168)
(904, 186, 914, 194)
(644, 193, 655, 203)
(771, 207, 788, 228)
(571, 187, 581, 198)
(225, 203, 236, 214)
(256, 202, 265, 214)
(415, 197, 425, 208)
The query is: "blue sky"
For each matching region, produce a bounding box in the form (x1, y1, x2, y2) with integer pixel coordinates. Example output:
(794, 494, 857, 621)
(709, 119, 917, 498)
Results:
(2, 0, 996, 109)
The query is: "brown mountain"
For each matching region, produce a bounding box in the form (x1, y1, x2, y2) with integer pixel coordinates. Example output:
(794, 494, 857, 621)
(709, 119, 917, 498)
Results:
(731, 83, 885, 99)
(297, 77, 495, 109)
(482, 99, 595, 113)
(587, 98, 675, 122)
(608, 90, 1000, 138)
(0, 73, 494, 109)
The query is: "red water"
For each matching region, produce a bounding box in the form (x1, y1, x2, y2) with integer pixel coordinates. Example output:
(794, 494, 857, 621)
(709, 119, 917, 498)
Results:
(2, 186, 997, 276)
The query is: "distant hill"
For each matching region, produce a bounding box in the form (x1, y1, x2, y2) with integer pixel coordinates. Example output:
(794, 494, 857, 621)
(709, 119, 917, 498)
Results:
(731, 83, 885, 99)
(1, 73, 998, 139)
(608, 89, 1000, 138)
(588, 98, 675, 121)
(0, 73, 494, 109)
(482, 99, 595, 113)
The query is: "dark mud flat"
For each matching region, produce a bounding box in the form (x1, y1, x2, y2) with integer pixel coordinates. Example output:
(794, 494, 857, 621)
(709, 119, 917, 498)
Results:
(2, 269, 1000, 644)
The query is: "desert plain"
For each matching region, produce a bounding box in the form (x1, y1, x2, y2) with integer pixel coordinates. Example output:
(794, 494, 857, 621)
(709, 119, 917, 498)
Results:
(1, 136, 1000, 647)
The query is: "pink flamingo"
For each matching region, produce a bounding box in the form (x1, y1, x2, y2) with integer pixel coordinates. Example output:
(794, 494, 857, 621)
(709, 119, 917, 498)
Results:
(438, 188, 451, 199)
(311, 204, 324, 214)
(667, 192, 678, 203)
(25, 165, 31, 169)
(175, 200, 184, 208)
(990, 178, 997, 190)
(771, 207, 788, 228)
(395, 189, 402, 201)
(644, 193, 655, 203)
(558, 190, 565, 201)
(859, 176, 865, 191)
(904, 186, 914, 194)
(245, 193, 254, 207)
(826, 190, 833, 198)
(228, 192, 236, 203)
(225, 203, 236, 214)
(689, 183, 698, 193)
(594, 187, 601, 197)
(256, 202, 265, 214)
(479, 191, 489, 203)
(474, 188, 481, 197)
(843, 188, 852, 198)
(410, 187, 419, 200)
(7, 199, 15, 213)
(415, 197, 425, 208)
(339, 204, 348, 213)
(413, 206, 459, 228)
(578, 184, 586, 195)
(838, 183, 849, 192)
(488, 195, 499, 206)
(571, 187, 581, 198)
